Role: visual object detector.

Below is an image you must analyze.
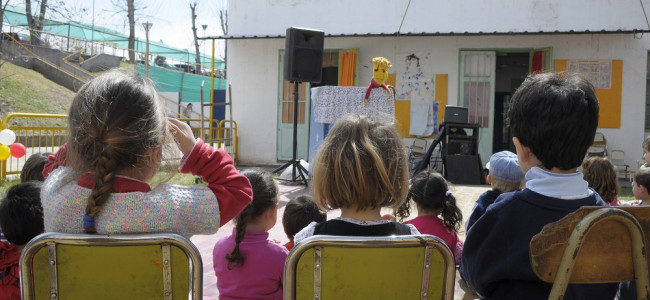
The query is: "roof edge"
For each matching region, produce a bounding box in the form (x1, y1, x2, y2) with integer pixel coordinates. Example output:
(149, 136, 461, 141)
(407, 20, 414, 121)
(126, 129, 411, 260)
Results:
(201, 29, 650, 40)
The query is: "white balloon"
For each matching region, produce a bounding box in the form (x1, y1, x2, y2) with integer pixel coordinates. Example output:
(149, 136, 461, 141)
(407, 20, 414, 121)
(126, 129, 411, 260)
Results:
(0, 129, 16, 145)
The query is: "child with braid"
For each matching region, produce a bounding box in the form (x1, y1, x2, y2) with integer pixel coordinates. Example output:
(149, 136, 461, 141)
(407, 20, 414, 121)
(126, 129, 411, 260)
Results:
(394, 171, 464, 263)
(213, 169, 288, 300)
(41, 69, 252, 237)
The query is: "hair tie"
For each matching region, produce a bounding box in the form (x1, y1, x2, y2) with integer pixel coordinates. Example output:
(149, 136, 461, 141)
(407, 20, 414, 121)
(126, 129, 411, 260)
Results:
(83, 214, 95, 230)
(445, 190, 452, 196)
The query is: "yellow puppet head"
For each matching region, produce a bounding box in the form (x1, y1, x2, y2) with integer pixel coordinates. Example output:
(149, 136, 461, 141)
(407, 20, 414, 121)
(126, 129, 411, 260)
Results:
(372, 57, 392, 85)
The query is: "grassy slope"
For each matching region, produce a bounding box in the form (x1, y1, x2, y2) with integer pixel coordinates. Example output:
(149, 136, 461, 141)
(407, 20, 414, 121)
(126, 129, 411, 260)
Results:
(0, 61, 74, 127)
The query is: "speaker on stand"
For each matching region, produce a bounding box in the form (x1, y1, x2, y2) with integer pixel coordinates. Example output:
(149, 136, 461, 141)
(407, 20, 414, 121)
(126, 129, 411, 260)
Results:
(272, 27, 324, 185)
(440, 123, 486, 185)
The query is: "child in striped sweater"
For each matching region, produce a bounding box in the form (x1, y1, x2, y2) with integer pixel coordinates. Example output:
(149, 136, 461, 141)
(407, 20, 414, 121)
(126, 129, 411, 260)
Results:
(41, 69, 252, 237)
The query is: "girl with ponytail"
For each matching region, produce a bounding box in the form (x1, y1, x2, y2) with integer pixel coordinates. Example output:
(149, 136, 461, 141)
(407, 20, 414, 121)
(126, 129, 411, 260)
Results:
(213, 169, 288, 299)
(395, 171, 464, 263)
(41, 69, 252, 236)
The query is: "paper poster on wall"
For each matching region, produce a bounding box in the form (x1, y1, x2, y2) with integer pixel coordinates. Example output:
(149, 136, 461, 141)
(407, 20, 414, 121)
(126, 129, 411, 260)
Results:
(566, 60, 612, 89)
(396, 52, 436, 136)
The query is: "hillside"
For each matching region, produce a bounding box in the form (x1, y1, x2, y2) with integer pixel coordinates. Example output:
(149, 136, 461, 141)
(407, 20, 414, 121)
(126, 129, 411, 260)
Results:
(0, 60, 75, 127)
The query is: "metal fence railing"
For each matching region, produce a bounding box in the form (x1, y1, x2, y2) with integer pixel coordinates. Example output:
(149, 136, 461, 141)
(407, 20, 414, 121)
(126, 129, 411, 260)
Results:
(0, 113, 68, 180)
(0, 113, 238, 179)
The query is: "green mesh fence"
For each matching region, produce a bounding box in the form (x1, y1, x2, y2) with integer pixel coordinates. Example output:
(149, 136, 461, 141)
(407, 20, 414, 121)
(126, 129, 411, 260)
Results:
(3, 4, 223, 68)
(136, 64, 226, 104)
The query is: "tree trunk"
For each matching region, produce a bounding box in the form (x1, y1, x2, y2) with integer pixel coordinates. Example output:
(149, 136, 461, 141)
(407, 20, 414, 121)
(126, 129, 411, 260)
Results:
(219, 8, 228, 77)
(34, 0, 47, 46)
(190, 2, 201, 75)
(0, 0, 10, 45)
(25, 0, 47, 46)
(127, 0, 135, 63)
(25, 0, 34, 44)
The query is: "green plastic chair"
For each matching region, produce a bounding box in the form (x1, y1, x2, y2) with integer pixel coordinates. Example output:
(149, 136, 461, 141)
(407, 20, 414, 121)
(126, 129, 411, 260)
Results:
(20, 232, 203, 300)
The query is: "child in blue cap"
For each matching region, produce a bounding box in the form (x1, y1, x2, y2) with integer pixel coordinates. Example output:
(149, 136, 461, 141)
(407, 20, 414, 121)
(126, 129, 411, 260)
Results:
(465, 150, 525, 231)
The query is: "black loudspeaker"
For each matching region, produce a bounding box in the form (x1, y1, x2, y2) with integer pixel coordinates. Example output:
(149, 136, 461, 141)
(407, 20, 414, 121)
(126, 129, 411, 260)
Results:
(444, 155, 485, 185)
(284, 27, 324, 83)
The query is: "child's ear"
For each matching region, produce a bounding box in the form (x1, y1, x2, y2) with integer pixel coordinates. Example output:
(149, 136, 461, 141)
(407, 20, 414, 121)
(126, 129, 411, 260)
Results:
(266, 204, 278, 219)
(486, 174, 493, 185)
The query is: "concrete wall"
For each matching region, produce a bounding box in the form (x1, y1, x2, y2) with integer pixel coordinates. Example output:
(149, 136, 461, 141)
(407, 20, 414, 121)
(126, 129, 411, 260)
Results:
(32, 59, 86, 91)
(1, 41, 88, 89)
(230, 0, 649, 36)
(82, 54, 121, 72)
(0, 42, 34, 69)
(228, 33, 649, 166)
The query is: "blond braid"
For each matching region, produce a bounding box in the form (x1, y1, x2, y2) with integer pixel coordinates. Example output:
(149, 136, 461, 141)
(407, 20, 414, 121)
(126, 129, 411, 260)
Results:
(84, 155, 117, 233)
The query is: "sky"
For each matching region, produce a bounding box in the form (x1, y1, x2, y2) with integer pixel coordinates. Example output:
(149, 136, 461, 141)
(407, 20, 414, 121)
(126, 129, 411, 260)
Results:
(47, 0, 227, 58)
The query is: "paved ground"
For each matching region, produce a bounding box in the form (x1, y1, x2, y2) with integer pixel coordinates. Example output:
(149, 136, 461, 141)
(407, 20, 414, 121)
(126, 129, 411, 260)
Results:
(190, 174, 490, 299)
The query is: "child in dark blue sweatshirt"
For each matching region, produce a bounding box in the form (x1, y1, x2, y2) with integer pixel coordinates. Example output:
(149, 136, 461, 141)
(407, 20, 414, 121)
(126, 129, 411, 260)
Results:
(461, 72, 617, 300)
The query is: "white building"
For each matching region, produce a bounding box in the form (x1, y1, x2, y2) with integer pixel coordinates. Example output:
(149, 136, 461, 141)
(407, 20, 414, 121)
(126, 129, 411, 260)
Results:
(224, 0, 650, 173)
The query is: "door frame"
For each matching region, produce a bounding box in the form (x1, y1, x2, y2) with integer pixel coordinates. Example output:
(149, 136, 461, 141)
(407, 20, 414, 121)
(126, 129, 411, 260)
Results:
(276, 49, 311, 161)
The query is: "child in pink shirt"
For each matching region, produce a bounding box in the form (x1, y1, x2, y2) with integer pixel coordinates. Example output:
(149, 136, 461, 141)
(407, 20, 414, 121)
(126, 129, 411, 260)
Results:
(213, 169, 288, 300)
(395, 171, 464, 262)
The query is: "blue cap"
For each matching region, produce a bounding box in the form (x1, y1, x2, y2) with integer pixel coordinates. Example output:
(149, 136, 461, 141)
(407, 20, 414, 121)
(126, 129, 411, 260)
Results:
(486, 151, 525, 183)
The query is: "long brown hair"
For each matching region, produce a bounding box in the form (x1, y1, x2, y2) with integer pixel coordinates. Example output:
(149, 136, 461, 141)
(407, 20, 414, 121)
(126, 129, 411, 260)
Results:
(67, 69, 171, 233)
(582, 156, 619, 203)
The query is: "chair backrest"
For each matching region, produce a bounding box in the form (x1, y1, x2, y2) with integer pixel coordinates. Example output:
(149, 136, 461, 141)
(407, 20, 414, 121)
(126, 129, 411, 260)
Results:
(411, 138, 428, 156)
(283, 234, 455, 300)
(588, 132, 608, 157)
(20, 232, 203, 300)
(610, 150, 626, 165)
(593, 132, 606, 146)
(530, 207, 650, 299)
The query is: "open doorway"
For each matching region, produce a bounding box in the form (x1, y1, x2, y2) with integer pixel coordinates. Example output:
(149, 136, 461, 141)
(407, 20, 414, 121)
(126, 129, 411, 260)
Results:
(493, 52, 529, 153)
(311, 51, 339, 88)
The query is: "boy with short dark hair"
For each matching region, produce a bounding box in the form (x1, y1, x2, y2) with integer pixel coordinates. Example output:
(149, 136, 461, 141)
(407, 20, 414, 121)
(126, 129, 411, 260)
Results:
(282, 195, 326, 251)
(465, 150, 524, 231)
(461, 72, 617, 299)
(0, 181, 44, 300)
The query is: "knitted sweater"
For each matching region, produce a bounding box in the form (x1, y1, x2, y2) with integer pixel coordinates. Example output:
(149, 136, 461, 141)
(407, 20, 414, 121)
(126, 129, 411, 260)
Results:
(42, 140, 252, 237)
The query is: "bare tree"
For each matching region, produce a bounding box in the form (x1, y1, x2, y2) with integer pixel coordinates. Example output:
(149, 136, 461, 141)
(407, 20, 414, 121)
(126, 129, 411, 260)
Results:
(217, 0, 227, 76)
(190, 1, 201, 74)
(110, 0, 147, 63)
(25, 0, 48, 46)
(0, 0, 11, 33)
(0, 0, 13, 45)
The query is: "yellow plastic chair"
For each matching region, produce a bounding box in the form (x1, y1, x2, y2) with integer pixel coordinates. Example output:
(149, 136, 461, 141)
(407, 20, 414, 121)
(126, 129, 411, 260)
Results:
(284, 234, 456, 300)
(20, 232, 203, 300)
(530, 207, 650, 299)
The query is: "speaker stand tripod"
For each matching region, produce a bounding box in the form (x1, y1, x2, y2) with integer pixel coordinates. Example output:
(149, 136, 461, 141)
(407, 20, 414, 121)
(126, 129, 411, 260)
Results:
(272, 81, 309, 185)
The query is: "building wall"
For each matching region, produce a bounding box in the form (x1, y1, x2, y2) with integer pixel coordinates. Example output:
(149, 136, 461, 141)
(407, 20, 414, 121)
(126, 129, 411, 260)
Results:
(229, 33, 649, 166)
(229, 0, 649, 36)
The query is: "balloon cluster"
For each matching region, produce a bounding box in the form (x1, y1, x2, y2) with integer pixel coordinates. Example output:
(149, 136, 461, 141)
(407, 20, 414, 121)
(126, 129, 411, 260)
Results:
(0, 129, 25, 160)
